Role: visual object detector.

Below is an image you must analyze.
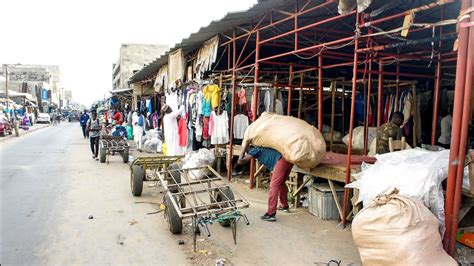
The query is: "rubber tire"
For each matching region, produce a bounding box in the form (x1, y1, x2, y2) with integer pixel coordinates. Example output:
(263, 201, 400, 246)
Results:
(212, 188, 235, 227)
(122, 149, 129, 163)
(165, 194, 182, 234)
(0, 131, 5, 137)
(167, 163, 181, 193)
(99, 147, 106, 163)
(131, 165, 144, 196)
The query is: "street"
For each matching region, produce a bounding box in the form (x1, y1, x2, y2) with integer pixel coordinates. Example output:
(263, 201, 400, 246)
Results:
(1, 122, 186, 264)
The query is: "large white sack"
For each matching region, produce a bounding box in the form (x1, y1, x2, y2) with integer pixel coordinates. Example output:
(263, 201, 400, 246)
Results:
(348, 148, 453, 234)
(342, 126, 377, 150)
(242, 112, 326, 169)
(352, 190, 456, 266)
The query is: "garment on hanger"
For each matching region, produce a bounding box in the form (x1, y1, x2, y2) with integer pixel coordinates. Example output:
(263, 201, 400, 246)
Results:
(178, 117, 188, 147)
(163, 107, 183, 156)
(196, 91, 204, 115)
(210, 110, 229, 144)
(233, 114, 249, 139)
(202, 116, 210, 140)
(166, 91, 179, 113)
(238, 88, 247, 105)
(275, 99, 284, 115)
(203, 84, 221, 108)
(264, 90, 273, 112)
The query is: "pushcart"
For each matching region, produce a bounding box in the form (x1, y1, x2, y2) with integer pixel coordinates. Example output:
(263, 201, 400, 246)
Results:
(99, 135, 130, 164)
(129, 155, 184, 196)
(159, 165, 250, 251)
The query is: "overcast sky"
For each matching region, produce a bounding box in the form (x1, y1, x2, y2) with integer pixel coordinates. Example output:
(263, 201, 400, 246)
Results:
(0, 0, 257, 107)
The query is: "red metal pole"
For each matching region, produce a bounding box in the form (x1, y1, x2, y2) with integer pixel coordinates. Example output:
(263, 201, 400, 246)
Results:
(249, 30, 260, 189)
(227, 30, 237, 181)
(342, 12, 360, 227)
(364, 30, 373, 154)
(447, 0, 474, 254)
(395, 61, 400, 112)
(443, 0, 471, 252)
(287, 64, 294, 115)
(431, 7, 444, 145)
(318, 54, 323, 130)
(377, 60, 384, 127)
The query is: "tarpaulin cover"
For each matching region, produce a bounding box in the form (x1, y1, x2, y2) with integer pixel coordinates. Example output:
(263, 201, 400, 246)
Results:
(243, 112, 326, 169)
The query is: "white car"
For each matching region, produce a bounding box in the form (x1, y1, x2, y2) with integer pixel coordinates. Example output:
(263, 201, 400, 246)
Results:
(36, 113, 51, 124)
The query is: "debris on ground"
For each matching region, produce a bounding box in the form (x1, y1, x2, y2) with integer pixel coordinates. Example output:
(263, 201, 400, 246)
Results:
(178, 240, 185, 245)
(129, 219, 138, 226)
(88, 215, 94, 219)
(215, 258, 226, 265)
(116, 234, 125, 245)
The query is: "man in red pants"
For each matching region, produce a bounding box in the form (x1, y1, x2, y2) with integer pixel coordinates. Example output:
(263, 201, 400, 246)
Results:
(238, 141, 294, 222)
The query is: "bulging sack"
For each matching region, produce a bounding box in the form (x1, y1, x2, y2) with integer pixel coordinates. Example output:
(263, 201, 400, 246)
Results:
(352, 190, 456, 266)
(242, 112, 326, 169)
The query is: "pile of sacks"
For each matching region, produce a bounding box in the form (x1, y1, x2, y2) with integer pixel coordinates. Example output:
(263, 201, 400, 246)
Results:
(182, 148, 216, 180)
(242, 112, 326, 169)
(142, 129, 163, 153)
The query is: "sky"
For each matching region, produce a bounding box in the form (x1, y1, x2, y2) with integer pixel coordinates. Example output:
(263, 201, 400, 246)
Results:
(0, 0, 257, 107)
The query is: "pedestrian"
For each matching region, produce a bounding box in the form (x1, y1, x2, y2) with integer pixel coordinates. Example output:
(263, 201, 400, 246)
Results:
(87, 110, 102, 160)
(56, 111, 61, 125)
(51, 112, 57, 126)
(132, 109, 144, 152)
(80, 110, 90, 138)
(375, 112, 404, 154)
(12, 112, 20, 137)
(437, 109, 452, 149)
(237, 140, 293, 222)
(112, 109, 123, 125)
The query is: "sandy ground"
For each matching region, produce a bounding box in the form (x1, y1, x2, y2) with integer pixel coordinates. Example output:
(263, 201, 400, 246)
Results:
(1, 122, 361, 265)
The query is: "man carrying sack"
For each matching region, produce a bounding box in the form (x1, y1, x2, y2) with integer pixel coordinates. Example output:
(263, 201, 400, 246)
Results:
(237, 140, 293, 222)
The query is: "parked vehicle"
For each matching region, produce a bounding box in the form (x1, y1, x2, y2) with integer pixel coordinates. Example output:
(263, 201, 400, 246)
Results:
(36, 113, 51, 124)
(68, 112, 79, 122)
(0, 116, 13, 136)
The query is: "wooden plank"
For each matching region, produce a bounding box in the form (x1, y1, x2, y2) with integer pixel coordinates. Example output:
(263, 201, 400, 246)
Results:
(328, 180, 343, 220)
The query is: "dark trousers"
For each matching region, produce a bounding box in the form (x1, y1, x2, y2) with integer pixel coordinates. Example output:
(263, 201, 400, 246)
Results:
(81, 125, 89, 138)
(90, 136, 99, 157)
(267, 158, 293, 216)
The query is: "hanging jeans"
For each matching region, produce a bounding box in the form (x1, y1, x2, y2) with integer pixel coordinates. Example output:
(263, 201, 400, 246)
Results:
(267, 158, 293, 216)
(90, 136, 100, 157)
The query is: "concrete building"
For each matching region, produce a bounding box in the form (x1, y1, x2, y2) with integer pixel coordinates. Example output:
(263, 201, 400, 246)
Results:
(0, 64, 64, 111)
(112, 44, 168, 91)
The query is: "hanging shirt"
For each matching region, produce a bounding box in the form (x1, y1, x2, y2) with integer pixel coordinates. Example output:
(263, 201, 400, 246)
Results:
(203, 84, 221, 108)
(178, 117, 188, 147)
(248, 147, 282, 171)
(166, 91, 179, 114)
(210, 110, 229, 145)
(233, 114, 249, 139)
(275, 99, 284, 115)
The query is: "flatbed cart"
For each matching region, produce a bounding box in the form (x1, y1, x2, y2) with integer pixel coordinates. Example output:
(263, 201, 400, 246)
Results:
(130, 155, 184, 196)
(159, 165, 250, 251)
(99, 135, 130, 164)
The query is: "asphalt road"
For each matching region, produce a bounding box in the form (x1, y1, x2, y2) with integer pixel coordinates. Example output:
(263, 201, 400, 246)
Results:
(1, 122, 186, 264)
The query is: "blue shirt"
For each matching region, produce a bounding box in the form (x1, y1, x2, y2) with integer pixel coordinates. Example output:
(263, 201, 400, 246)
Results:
(80, 113, 89, 126)
(248, 147, 282, 171)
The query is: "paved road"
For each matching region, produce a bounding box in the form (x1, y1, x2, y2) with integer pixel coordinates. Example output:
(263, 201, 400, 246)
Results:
(1, 123, 186, 264)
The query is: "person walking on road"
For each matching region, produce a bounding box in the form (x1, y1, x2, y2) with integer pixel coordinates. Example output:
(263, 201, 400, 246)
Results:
(80, 110, 90, 138)
(132, 109, 145, 152)
(87, 110, 102, 160)
(237, 140, 294, 222)
(12, 112, 20, 137)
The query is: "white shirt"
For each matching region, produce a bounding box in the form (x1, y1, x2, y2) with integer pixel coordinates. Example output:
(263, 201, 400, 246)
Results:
(233, 114, 249, 139)
(275, 99, 284, 115)
(438, 114, 452, 145)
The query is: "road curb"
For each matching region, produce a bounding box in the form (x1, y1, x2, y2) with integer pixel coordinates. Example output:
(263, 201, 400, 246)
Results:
(0, 123, 50, 142)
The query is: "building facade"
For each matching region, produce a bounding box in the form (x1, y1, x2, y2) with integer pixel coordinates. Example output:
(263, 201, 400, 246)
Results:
(112, 44, 168, 91)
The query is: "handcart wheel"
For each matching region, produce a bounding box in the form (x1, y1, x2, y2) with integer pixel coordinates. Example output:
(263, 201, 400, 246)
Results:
(165, 194, 182, 234)
(122, 148, 129, 163)
(212, 188, 235, 227)
(167, 163, 181, 193)
(131, 165, 144, 196)
(99, 147, 106, 163)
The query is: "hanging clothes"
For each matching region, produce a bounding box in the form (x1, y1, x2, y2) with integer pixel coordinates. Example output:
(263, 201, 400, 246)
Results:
(202, 116, 210, 140)
(203, 84, 221, 108)
(233, 114, 249, 139)
(166, 91, 179, 114)
(210, 110, 229, 145)
(275, 99, 284, 115)
(238, 88, 247, 105)
(163, 107, 183, 156)
(178, 117, 188, 147)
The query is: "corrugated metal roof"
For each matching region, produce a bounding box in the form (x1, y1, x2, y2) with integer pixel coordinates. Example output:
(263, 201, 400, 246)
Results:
(128, 0, 287, 84)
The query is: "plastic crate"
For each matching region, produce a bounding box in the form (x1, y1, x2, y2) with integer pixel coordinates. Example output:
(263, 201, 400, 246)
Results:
(308, 183, 344, 220)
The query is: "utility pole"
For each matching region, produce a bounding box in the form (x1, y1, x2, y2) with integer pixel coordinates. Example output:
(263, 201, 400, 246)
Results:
(5, 64, 9, 111)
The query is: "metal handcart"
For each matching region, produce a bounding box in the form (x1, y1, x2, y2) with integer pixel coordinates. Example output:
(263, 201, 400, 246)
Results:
(99, 135, 130, 164)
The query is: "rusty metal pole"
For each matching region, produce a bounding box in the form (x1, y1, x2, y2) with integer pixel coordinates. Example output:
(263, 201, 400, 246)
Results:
(377, 60, 384, 127)
(431, 7, 445, 145)
(287, 64, 294, 115)
(227, 30, 237, 181)
(364, 53, 373, 154)
(249, 30, 260, 189)
(342, 12, 360, 227)
(448, 0, 474, 254)
(443, 0, 472, 251)
(318, 54, 323, 130)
